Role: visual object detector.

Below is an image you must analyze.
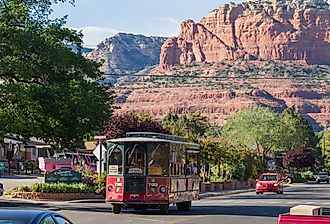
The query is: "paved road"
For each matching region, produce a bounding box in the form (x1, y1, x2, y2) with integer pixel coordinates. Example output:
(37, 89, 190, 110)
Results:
(0, 175, 43, 190)
(1, 183, 330, 224)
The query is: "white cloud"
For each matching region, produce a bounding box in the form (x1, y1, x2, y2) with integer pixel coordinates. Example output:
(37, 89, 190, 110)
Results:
(152, 17, 180, 25)
(71, 26, 119, 48)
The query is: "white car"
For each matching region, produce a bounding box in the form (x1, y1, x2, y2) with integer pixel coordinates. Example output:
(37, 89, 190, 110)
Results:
(316, 171, 329, 183)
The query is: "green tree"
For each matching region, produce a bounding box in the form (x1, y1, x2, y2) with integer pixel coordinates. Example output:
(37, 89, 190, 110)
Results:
(162, 111, 209, 141)
(0, 0, 113, 149)
(320, 130, 330, 169)
(279, 108, 318, 150)
(222, 106, 283, 159)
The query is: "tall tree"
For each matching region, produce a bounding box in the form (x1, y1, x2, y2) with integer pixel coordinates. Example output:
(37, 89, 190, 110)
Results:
(320, 130, 330, 169)
(0, 0, 113, 149)
(280, 108, 318, 149)
(222, 106, 283, 158)
(162, 111, 209, 141)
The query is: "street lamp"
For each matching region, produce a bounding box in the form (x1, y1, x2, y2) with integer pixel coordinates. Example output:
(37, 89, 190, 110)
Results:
(94, 135, 107, 175)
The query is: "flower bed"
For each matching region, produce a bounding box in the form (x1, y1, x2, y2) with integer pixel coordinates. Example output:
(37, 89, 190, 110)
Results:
(11, 192, 103, 201)
(8, 182, 103, 201)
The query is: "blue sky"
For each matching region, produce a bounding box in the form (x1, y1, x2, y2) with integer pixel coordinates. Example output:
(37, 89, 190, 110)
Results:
(52, 0, 240, 47)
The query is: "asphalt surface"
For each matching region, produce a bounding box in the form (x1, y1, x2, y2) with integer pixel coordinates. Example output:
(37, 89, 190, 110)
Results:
(1, 183, 330, 224)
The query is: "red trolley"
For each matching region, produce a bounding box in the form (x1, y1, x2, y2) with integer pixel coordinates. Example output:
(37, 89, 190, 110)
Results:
(105, 132, 200, 214)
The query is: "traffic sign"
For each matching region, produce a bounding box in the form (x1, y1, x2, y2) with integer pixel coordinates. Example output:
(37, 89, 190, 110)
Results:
(93, 144, 107, 161)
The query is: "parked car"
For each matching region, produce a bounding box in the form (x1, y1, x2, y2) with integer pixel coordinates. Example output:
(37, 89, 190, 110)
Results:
(256, 173, 284, 194)
(316, 171, 329, 183)
(0, 182, 3, 196)
(0, 210, 73, 224)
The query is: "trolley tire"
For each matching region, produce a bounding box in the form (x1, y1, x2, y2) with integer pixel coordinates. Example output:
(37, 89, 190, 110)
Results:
(184, 201, 191, 211)
(177, 201, 191, 211)
(112, 204, 121, 214)
(160, 204, 169, 215)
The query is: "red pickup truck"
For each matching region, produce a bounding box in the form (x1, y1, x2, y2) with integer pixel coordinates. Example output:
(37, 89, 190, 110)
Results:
(278, 205, 330, 224)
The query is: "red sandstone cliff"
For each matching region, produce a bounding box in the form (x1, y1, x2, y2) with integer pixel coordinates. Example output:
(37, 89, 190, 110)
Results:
(159, 0, 330, 70)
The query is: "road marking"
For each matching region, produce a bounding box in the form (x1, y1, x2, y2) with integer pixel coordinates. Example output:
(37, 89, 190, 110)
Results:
(131, 217, 165, 223)
(166, 215, 204, 224)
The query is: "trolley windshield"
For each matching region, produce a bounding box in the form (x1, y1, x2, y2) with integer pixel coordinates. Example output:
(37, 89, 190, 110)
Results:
(107, 141, 170, 176)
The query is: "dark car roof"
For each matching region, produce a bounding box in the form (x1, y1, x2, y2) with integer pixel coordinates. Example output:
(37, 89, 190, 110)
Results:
(0, 210, 55, 223)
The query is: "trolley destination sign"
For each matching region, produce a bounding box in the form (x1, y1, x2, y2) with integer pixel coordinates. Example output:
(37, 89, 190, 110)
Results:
(45, 168, 82, 184)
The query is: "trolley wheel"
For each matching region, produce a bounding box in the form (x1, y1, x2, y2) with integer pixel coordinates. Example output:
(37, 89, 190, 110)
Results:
(112, 204, 121, 214)
(177, 201, 191, 211)
(160, 204, 169, 215)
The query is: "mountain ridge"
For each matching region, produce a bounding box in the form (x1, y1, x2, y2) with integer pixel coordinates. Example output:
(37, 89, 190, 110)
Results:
(85, 33, 167, 74)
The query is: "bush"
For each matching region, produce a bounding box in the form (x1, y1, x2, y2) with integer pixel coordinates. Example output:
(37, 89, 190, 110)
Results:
(294, 171, 315, 183)
(300, 171, 315, 182)
(12, 185, 31, 192)
(28, 183, 93, 193)
(93, 172, 107, 196)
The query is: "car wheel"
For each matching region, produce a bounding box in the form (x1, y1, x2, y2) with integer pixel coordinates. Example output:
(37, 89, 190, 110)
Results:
(327, 180, 329, 184)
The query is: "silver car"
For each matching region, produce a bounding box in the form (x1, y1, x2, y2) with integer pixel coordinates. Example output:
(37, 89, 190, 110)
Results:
(316, 171, 329, 183)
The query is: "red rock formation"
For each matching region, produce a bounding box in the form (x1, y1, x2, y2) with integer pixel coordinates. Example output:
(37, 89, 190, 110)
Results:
(158, 1, 330, 70)
(115, 79, 330, 131)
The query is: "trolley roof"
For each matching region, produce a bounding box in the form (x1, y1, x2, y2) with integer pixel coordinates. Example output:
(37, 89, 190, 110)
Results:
(107, 132, 200, 150)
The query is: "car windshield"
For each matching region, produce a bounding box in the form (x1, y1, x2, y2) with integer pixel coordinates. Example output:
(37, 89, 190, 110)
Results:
(319, 172, 328, 175)
(260, 175, 277, 181)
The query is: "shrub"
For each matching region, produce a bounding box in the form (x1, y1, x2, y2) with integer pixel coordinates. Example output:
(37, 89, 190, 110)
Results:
(93, 172, 107, 196)
(28, 183, 93, 193)
(300, 171, 315, 182)
(12, 185, 31, 192)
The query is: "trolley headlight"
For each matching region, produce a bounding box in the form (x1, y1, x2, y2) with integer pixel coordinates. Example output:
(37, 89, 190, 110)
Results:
(159, 186, 166, 193)
(256, 183, 261, 187)
(108, 185, 114, 192)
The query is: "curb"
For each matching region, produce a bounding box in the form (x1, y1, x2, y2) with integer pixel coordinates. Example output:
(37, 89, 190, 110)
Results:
(3, 195, 106, 204)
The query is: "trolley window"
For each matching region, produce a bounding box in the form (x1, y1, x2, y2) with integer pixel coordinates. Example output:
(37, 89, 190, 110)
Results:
(186, 149, 199, 176)
(147, 143, 169, 176)
(125, 143, 145, 175)
(108, 145, 123, 175)
(170, 144, 186, 176)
